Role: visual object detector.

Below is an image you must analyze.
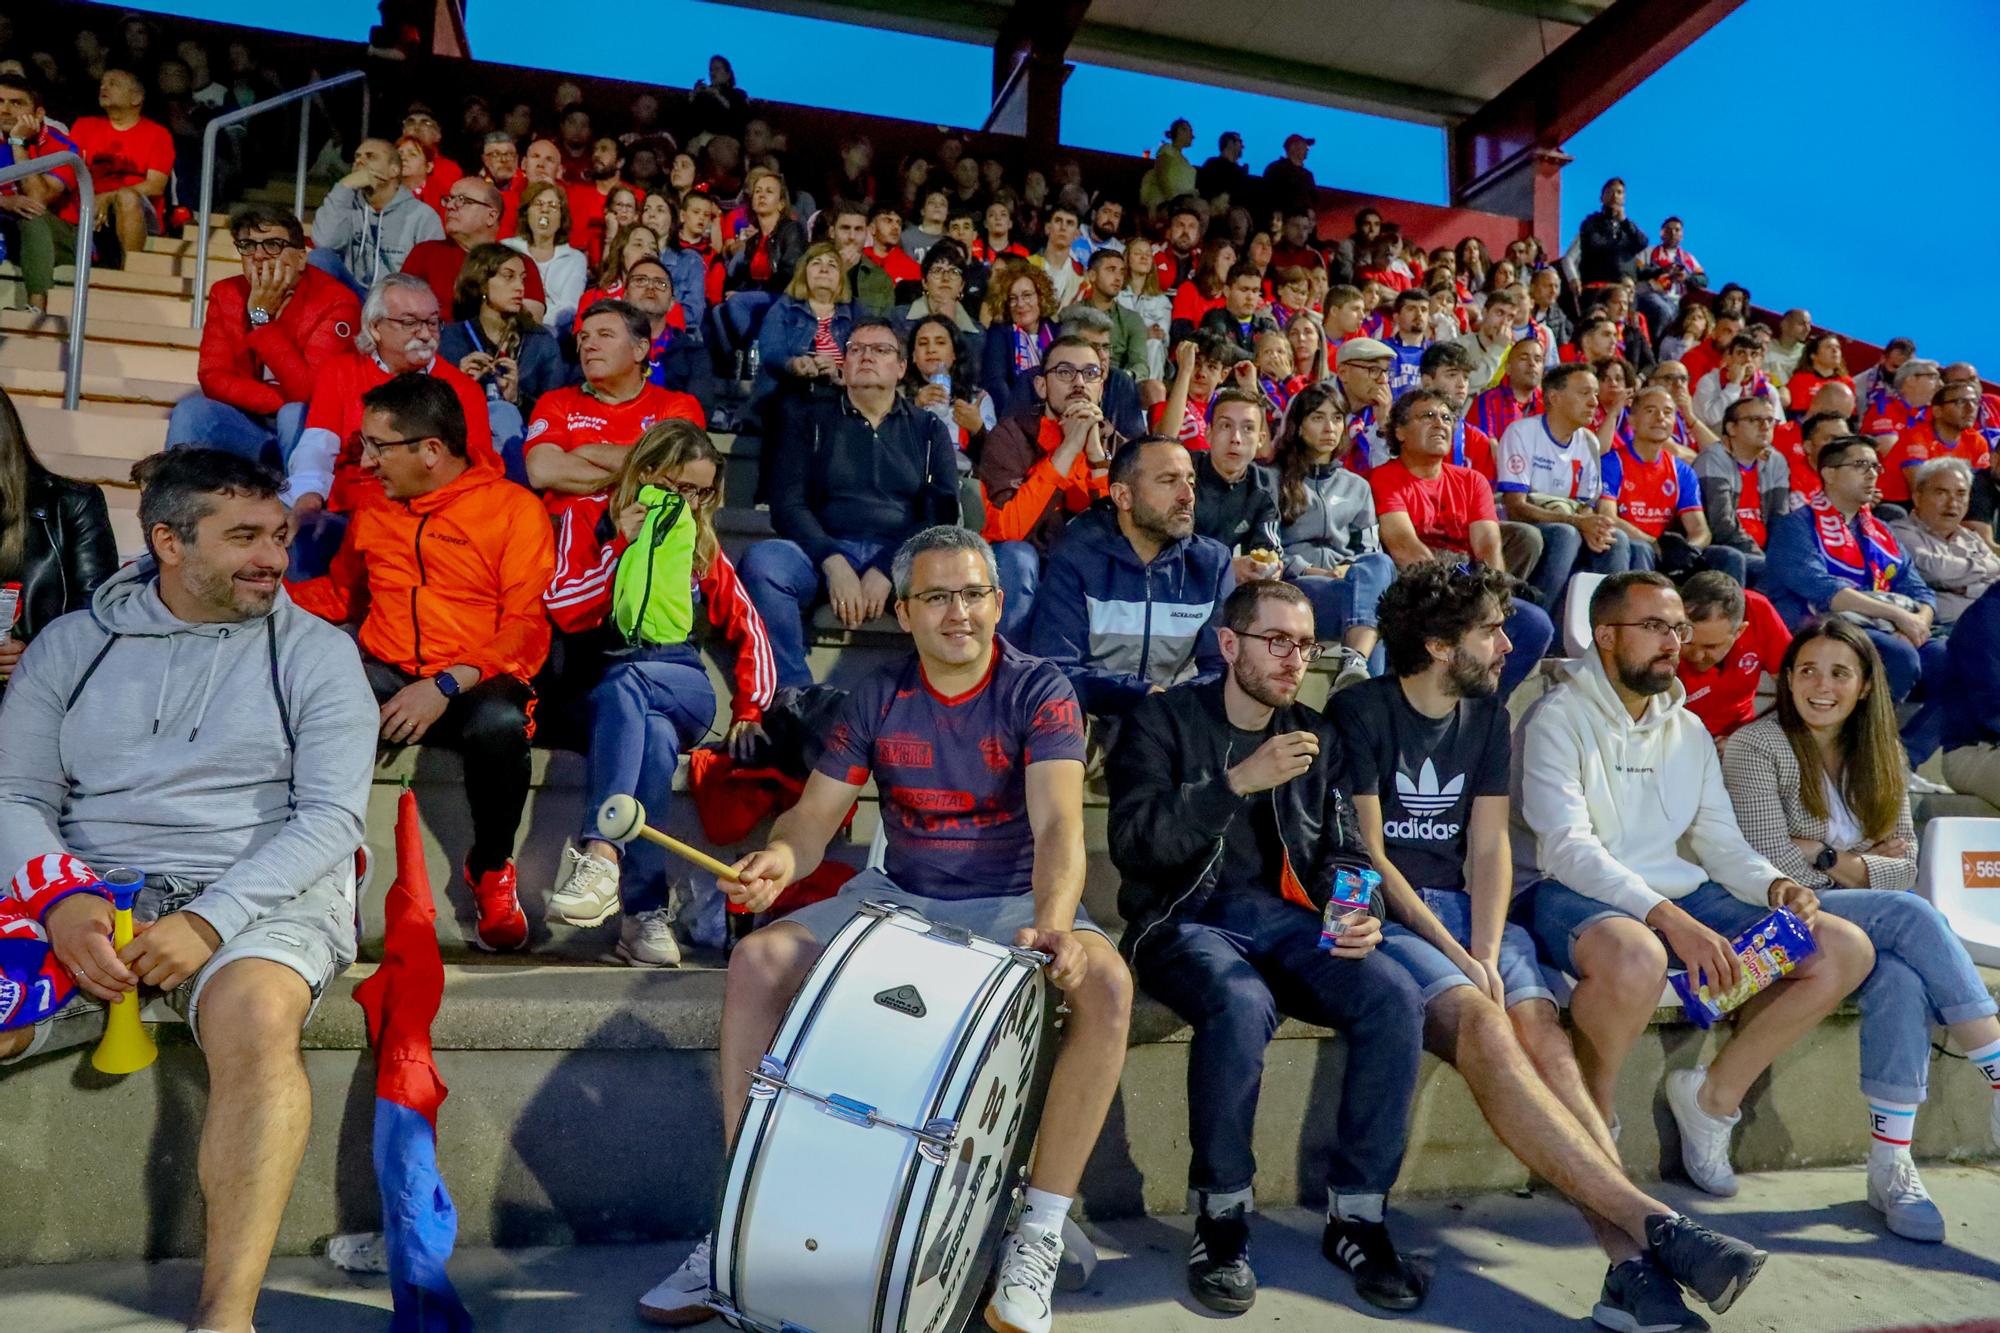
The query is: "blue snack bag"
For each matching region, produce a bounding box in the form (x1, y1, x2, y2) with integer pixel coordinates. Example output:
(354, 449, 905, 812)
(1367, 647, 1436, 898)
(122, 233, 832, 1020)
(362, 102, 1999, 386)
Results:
(1670, 907, 1817, 1029)
(1318, 866, 1379, 950)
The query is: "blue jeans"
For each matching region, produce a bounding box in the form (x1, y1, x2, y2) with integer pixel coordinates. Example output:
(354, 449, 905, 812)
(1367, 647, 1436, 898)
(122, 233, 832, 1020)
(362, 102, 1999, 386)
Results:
(306, 245, 371, 299)
(993, 540, 1040, 643)
(1291, 551, 1397, 640)
(1866, 629, 1949, 765)
(487, 398, 531, 488)
(1527, 520, 1635, 608)
(1640, 533, 1749, 587)
(738, 536, 894, 688)
(165, 395, 307, 470)
(580, 649, 717, 913)
(712, 290, 777, 373)
(1130, 891, 1424, 1203)
(1501, 596, 1555, 698)
(288, 510, 349, 580)
(1819, 888, 1999, 1104)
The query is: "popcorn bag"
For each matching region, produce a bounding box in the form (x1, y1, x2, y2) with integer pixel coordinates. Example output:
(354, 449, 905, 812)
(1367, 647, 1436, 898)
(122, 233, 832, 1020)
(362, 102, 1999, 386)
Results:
(1670, 907, 1817, 1029)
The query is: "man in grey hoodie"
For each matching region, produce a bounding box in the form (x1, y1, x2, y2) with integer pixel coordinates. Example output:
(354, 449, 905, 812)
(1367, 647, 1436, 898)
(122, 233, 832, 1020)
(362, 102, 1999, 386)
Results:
(0, 449, 377, 1333)
(309, 136, 444, 298)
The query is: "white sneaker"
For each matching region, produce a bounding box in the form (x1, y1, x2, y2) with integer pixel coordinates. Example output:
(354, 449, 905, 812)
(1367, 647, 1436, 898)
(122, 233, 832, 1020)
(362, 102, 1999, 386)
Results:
(1867, 1150, 1945, 1242)
(985, 1221, 1063, 1333)
(550, 845, 621, 927)
(1664, 1067, 1740, 1197)
(619, 907, 683, 968)
(638, 1234, 715, 1326)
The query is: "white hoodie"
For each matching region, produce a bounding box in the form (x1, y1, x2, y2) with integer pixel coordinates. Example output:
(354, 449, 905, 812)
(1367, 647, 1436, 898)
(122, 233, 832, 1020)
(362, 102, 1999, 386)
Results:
(1511, 651, 1782, 919)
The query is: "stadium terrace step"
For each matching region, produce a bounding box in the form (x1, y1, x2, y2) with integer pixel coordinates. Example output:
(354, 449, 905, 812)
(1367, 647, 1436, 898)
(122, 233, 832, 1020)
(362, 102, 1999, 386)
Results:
(18, 401, 171, 463)
(0, 331, 198, 384)
(153, 231, 240, 261)
(123, 247, 242, 282)
(0, 365, 186, 411)
(0, 306, 203, 350)
(32, 283, 197, 327)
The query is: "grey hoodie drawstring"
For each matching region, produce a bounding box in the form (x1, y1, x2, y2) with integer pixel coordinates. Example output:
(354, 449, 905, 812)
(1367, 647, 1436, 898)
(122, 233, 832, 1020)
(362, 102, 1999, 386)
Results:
(186, 629, 230, 742)
(150, 638, 178, 735)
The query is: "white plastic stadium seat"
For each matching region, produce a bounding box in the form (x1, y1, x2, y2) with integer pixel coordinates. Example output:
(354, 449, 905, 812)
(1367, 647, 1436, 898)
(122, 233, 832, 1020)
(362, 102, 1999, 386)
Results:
(1561, 572, 1607, 659)
(1916, 817, 2000, 967)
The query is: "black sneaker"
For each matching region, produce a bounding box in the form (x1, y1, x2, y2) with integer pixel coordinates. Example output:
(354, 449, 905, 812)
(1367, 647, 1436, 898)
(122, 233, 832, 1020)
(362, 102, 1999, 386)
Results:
(1187, 1205, 1256, 1314)
(1644, 1213, 1766, 1315)
(1322, 1214, 1428, 1312)
(1593, 1257, 1711, 1333)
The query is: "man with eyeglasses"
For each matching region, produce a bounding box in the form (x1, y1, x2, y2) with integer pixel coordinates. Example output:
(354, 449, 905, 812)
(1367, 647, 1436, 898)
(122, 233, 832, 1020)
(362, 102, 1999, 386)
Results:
(309, 136, 444, 297)
(524, 299, 704, 518)
(292, 373, 554, 954)
(477, 130, 523, 234)
(1517, 571, 1874, 1224)
(168, 204, 361, 466)
(1695, 395, 1791, 586)
(621, 256, 698, 393)
(739, 317, 960, 686)
(639, 526, 1132, 1333)
(1861, 357, 1941, 454)
(401, 175, 548, 324)
(284, 273, 501, 578)
(1107, 580, 1429, 1315)
(1881, 381, 1993, 519)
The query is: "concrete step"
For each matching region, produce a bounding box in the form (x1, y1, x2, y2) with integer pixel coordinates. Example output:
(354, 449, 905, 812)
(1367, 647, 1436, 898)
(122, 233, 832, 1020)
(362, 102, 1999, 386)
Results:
(37, 284, 195, 326)
(0, 364, 187, 410)
(0, 332, 198, 383)
(18, 402, 170, 463)
(149, 232, 240, 262)
(0, 307, 202, 349)
(124, 247, 243, 282)
(0, 260, 197, 300)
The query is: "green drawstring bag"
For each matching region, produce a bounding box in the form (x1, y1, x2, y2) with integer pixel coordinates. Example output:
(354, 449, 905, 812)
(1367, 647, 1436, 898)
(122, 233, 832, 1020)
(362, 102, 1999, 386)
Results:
(611, 485, 695, 646)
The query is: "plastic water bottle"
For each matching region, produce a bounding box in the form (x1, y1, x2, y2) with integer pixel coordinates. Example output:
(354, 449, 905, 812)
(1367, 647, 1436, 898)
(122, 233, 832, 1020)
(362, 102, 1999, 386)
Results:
(744, 341, 760, 383)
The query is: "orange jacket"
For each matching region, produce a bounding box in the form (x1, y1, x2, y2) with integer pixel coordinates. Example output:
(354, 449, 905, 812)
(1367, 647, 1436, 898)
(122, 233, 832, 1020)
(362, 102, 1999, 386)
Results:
(289, 465, 555, 683)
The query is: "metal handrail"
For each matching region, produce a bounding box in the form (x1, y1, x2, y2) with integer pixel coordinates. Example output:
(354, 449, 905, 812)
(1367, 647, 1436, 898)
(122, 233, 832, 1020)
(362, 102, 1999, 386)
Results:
(192, 70, 369, 327)
(0, 152, 92, 410)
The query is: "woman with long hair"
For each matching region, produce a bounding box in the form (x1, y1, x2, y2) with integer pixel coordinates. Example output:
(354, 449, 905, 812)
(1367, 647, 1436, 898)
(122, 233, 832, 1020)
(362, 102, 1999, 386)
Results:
(1169, 237, 1237, 338)
(745, 240, 853, 437)
(1787, 333, 1853, 415)
(640, 190, 676, 244)
(1658, 302, 1712, 365)
(504, 179, 588, 333)
(0, 386, 115, 687)
(440, 244, 565, 475)
(1271, 380, 1394, 665)
(396, 134, 441, 217)
(1117, 235, 1173, 381)
(577, 224, 661, 322)
(977, 258, 1058, 406)
(544, 420, 775, 966)
(903, 313, 994, 450)
(1722, 617, 2000, 1241)
(712, 166, 806, 376)
(1286, 308, 1330, 386)
(597, 183, 642, 265)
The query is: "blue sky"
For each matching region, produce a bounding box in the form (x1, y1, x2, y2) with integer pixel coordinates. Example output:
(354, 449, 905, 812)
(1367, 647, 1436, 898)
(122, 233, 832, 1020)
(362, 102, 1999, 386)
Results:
(86, 0, 1994, 366)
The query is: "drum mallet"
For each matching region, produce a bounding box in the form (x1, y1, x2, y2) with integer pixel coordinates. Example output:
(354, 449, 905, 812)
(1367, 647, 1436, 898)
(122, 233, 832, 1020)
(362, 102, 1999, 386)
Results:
(596, 794, 742, 885)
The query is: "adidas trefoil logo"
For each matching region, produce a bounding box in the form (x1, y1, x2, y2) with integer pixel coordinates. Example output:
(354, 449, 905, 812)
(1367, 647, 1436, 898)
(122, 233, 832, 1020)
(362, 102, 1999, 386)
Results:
(1396, 759, 1463, 815)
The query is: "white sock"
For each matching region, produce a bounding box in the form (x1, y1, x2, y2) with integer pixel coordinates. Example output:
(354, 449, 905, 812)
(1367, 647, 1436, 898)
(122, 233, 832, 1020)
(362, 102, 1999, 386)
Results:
(1866, 1099, 1918, 1154)
(1330, 1191, 1385, 1225)
(1965, 1035, 2000, 1091)
(1020, 1186, 1071, 1233)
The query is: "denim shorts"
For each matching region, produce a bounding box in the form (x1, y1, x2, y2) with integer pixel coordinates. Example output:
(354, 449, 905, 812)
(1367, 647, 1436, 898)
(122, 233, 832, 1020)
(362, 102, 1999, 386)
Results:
(777, 867, 1108, 947)
(1379, 887, 1555, 1010)
(1525, 878, 1769, 976)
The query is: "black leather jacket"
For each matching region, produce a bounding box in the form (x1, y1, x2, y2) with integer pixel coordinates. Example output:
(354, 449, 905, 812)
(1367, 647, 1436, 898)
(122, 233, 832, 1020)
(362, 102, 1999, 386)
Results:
(1106, 677, 1365, 959)
(11, 470, 117, 642)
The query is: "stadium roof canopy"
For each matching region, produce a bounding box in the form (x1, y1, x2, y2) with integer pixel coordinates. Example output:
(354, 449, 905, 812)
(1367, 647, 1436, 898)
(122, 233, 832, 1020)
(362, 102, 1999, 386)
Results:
(713, 0, 1744, 217)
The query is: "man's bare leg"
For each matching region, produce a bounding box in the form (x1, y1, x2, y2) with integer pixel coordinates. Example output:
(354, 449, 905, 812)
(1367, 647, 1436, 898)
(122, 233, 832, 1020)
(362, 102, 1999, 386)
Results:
(1698, 916, 1874, 1116)
(191, 959, 314, 1333)
(1506, 999, 1640, 1262)
(1022, 932, 1131, 1195)
(1565, 918, 1669, 1119)
(0, 1028, 28, 1059)
(111, 189, 147, 256)
(718, 921, 821, 1147)
(1427, 989, 1665, 1258)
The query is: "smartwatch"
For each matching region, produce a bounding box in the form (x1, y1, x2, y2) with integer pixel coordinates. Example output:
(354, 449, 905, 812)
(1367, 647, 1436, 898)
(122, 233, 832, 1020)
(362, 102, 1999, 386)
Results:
(1812, 843, 1838, 873)
(432, 671, 462, 699)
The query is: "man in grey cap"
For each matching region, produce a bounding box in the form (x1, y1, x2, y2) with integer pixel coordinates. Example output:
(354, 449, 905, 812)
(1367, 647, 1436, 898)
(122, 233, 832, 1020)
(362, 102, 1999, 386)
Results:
(1323, 335, 1397, 470)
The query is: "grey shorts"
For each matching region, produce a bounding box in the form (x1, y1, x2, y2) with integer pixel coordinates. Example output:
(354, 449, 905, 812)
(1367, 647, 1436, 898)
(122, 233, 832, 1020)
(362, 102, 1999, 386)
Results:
(9, 866, 356, 1062)
(1378, 887, 1555, 1010)
(776, 867, 1108, 948)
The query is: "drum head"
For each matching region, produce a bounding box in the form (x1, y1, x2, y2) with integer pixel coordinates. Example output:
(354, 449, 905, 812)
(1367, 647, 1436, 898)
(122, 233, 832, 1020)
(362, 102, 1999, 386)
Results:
(895, 974, 1058, 1333)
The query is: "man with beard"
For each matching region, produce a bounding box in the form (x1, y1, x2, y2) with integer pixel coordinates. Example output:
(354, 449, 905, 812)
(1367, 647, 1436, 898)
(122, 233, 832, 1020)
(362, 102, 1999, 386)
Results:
(1516, 573, 1876, 1205)
(1072, 194, 1124, 265)
(1155, 201, 1204, 293)
(0, 449, 376, 1333)
(1340, 563, 1767, 1332)
(1106, 580, 1426, 1315)
(1030, 435, 1233, 718)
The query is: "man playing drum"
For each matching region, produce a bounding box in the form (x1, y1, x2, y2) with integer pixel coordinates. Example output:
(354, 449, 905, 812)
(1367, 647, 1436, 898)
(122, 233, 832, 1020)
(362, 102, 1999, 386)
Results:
(638, 525, 1133, 1333)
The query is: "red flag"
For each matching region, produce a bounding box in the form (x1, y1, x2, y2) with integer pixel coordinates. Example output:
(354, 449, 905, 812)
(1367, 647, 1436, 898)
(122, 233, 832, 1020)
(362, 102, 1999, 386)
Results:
(353, 787, 448, 1126)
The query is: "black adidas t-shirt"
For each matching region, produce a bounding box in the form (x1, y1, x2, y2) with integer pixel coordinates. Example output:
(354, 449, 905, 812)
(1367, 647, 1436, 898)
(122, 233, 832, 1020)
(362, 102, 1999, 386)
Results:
(1333, 674, 1509, 893)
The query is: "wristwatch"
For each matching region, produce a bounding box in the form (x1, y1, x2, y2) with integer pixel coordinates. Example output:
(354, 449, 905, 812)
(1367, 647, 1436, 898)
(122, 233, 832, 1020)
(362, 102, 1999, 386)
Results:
(1813, 843, 1839, 873)
(248, 306, 273, 327)
(432, 672, 462, 699)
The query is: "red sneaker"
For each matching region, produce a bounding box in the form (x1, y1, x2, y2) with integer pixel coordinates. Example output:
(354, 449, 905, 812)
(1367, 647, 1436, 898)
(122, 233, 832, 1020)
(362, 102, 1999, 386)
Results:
(466, 861, 528, 952)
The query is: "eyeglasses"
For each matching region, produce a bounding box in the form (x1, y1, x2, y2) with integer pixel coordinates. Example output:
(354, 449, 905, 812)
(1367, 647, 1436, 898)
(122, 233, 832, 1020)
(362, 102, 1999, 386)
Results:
(1405, 409, 1452, 426)
(378, 314, 442, 334)
(359, 433, 431, 458)
(1043, 363, 1104, 384)
(668, 480, 715, 503)
(907, 584, 997, 611)
(443, 194, 495, 213)
(1650, 372, 1689, 384)
(236, 236, 297, 258)
(1825, 459, 1884, 474)
(1735, 415, 1779, 427)
(928, 263, 963, 279)
(847, 341, 900, 358)
(628, 275, 672, 292)
(1237, 631, 1329, 663)
(1603, 618, 1695, 643)
(1350, 362, 1392, 377)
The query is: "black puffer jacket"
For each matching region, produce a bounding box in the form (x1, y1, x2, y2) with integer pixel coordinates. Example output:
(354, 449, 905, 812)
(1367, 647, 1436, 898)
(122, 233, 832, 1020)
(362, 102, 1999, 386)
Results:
(10, 469, 117, 642)
(1106, 677, 1366, 959)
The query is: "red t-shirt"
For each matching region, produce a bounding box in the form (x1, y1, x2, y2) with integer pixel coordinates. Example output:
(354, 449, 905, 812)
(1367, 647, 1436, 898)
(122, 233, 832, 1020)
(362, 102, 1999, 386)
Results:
(1679, 337, 1725, 389)
(1729, 456, 1771, 549)
(1881, 420, 1992, 503)
(1772, 420, 1821, 500)
(1147, 396, 1209, 451)
(525, 381, 705, 514)
(1368, 458, 1496, 554)
(402, 238, 547, 314)
(866, 245, 922, 284)
(68, 115, 173, 198)
(301, 354, 497, 512)
(1678, 590, 1790, 739)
